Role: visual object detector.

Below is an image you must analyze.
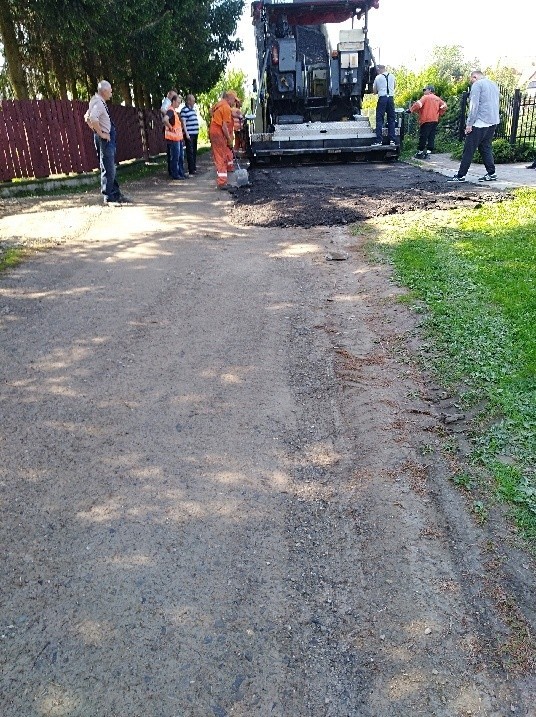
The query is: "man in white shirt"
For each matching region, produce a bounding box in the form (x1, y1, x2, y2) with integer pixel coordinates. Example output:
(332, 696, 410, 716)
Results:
(371, 64, 397, 146)
(85, 80, 130, 204)
(448, 70, 500, 182)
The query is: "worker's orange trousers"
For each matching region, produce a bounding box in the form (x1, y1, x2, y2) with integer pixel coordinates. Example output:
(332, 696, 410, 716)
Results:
(210, 131, 234, 187)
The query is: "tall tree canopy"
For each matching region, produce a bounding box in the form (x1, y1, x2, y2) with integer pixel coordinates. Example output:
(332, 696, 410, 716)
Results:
(0, 0, 244, 104)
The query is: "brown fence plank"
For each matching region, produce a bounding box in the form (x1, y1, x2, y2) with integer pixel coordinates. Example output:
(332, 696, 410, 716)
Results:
(31, 101, 51, 177)
(0, 102, 15, 181)
(10, 100, 32, 178)
(35, 100, 51, 177)
(145, 109, 166, 156)
(15, 100, 36, 177)
(41, 100, 56, 175)
(52, 99, 70, 174)
(72, 100, 93, 173)
(24, 100, 49, 178)
(64, 100, 85, 174)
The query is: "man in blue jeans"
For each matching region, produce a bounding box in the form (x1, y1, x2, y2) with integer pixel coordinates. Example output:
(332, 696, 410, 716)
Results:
(371, 64, 397, 146)
(86, 80, 131, 204)
(447, 70, 500, 183)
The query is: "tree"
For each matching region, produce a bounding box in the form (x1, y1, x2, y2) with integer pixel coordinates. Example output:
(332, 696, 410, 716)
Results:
(0, 0, 245, 104)
(486, 64, 521, 93)
(431, 45, 474, 84)
(197, 67, 246, 128)
(0, 0, 29, 98)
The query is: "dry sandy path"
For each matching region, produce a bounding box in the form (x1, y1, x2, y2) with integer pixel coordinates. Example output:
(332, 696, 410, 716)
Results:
(1, 161, 534, 717)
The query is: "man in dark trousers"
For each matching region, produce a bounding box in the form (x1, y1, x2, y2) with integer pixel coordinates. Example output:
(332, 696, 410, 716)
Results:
(180, 94, 200, 175)
(85, 80, 131, 204)
(371, 64, 397, 146)
(447, 70, 500, 182)
(410, 85, 447, 158)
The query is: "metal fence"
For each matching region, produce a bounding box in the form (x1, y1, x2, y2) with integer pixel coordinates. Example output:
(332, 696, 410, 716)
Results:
(0, 99, 166, 182)
(456, 85, 536, 146)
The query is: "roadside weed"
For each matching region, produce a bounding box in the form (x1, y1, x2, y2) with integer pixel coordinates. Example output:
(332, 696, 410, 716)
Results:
(0, 248, 25, 272)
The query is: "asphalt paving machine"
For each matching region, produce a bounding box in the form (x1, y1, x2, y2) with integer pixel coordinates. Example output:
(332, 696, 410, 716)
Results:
(246, 0, 402, 162)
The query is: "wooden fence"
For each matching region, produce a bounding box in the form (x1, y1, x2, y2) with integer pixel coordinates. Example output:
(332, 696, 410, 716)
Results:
(0, 99, 167, 182)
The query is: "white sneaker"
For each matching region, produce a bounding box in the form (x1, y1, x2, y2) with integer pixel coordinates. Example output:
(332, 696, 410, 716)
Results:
(389, 141, 397, 146)
(478, 173, 497, 181)
(371, 141, 382, 147)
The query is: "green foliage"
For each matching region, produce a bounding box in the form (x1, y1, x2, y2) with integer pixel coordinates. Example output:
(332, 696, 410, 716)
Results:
(0, 0, 245, 104)
(197, 68, 247, 128)
(0, 247, 24, 272)
(485, 64, 521, 93)
(431, 45, 475, 84)
(450, 138, 535, 163)
(366, 189, 536, 542)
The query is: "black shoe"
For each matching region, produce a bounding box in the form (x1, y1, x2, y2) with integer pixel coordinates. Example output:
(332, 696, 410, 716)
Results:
(414, 151, 426, 159)
(526, 163, 536, 169)
(104, 195, 132, 205)
(446, 175, 466, 182)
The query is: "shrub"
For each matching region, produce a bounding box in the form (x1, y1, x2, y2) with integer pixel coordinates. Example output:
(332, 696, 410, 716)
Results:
(450, 138, 535, 163)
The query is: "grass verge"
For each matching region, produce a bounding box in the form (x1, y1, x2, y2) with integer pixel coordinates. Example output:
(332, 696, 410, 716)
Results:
(0, 247, 26, 272)
(360, 188, 536, 544)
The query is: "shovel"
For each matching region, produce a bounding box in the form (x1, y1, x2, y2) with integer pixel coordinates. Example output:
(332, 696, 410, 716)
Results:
(230, 151, 250, 187)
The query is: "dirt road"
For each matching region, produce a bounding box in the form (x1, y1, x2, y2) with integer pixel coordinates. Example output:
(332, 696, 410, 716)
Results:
(1, 159, 534, 717)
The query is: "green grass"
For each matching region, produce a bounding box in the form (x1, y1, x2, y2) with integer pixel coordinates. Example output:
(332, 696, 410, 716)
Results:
(0, 155, 169, 199)
(362, 189, 536, 542)
(1, 148, 214, 201)
(0, 247, 25, 271)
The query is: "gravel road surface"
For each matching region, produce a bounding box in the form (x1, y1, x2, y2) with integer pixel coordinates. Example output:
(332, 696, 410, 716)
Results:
(1, 158, 534, 717)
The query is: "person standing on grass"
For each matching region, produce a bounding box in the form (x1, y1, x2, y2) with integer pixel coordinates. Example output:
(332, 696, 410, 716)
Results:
(371, 64, 397, 147)
(410, 85, 447, 158)
(85, 80, 130, 205)
(180, 94, 200, 175)
(447, 70, 500, 183)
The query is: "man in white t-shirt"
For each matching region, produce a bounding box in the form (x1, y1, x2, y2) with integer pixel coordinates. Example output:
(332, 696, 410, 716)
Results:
(371, 64, 397, 146)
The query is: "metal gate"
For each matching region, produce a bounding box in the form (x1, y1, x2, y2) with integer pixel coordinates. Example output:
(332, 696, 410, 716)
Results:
(457, 85, 536, 146)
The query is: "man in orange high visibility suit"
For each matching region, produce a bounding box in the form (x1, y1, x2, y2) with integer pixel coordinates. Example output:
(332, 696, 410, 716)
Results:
(209, 90, 237, 190)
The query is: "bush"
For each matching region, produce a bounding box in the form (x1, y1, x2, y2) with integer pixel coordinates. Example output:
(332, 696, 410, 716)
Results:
(450, 138, 535, 164)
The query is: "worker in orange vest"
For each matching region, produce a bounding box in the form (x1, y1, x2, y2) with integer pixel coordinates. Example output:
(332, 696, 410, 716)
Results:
(209, 90, 237, 190)
(163, 94, 186, 179)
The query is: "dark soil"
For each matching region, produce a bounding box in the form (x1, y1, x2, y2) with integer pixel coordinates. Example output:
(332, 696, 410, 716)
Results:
(232, 160, 505, 227)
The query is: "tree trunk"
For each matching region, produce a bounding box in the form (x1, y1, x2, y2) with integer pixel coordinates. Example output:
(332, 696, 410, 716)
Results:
(118, 80, 132, 106)
(70, 77, 79, 100)
(143, 85, 151, 108)
(0, 0, 29, 99)
(133, 80, 143, 109)
(51, 48, 68, 99)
